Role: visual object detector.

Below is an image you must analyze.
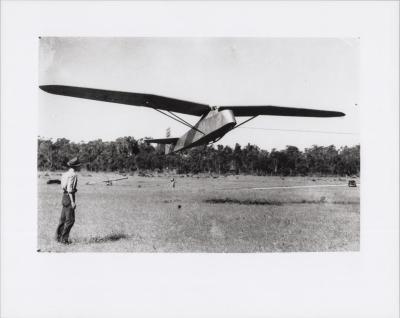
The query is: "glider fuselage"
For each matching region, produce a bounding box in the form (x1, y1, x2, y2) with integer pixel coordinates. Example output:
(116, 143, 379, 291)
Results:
(174, 109, 236, 152)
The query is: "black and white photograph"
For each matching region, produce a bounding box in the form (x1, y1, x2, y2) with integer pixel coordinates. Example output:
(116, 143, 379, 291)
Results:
(1, 2, 398, 318)
(38, 37, 360, 253)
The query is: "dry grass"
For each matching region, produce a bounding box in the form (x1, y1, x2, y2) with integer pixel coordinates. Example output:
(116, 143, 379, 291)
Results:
(38, 173, 360, 252)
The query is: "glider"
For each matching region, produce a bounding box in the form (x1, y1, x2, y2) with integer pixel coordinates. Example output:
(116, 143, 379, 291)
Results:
(39, 85, 345, 153)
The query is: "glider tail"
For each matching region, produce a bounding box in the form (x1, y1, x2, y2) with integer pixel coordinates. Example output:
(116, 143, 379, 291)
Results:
(144, 137, 178, 154)
(143, 129, 179, 154)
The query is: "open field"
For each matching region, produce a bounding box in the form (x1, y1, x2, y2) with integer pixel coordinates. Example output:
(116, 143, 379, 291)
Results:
(38, 173, 360, 252)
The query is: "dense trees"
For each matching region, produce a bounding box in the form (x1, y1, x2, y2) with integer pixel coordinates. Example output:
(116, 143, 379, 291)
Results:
(37, 136, 360, 176)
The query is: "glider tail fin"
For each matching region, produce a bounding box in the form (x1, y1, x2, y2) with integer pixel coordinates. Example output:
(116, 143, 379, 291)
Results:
(165, 128, 173, 154)
(165, 144, 175, 155)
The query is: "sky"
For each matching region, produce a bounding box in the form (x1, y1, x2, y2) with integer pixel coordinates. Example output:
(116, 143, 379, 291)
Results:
(39, 37, 359, 151)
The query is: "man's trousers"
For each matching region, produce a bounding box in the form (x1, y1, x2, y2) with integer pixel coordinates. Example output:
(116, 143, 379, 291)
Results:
(56, 193, 75, 243)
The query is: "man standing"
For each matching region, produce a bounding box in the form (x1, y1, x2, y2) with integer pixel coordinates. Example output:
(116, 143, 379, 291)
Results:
(56, 157, 81, 244)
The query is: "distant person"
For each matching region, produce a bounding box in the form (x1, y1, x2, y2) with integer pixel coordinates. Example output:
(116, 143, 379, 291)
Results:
(170, 177, 176, 188)
(56, 157, 81, 244)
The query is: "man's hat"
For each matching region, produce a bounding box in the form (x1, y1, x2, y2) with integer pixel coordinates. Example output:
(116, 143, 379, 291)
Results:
(67, 157, 82, 167)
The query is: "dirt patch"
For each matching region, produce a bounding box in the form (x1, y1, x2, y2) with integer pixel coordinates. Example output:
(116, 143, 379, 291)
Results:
(77, 233, 129, 244)
(205, 198, 282, 206)
(205, 198, 359, 206)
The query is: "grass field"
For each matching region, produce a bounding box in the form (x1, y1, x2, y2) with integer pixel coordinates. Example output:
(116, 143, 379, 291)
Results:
(38, 172, 360, 252)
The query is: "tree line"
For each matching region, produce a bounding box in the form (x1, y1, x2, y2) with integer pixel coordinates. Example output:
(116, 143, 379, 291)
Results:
(38, 137, 360, 176)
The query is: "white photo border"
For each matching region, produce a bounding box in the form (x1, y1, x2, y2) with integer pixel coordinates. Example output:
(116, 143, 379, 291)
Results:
(1, 1, 399, 318)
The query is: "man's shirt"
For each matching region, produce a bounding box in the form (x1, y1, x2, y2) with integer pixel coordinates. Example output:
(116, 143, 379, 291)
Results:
(61, 168, 78, 193)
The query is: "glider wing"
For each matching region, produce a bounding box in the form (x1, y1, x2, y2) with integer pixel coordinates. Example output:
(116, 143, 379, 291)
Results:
(218, 105, 345, 117)
(40, 85, 210, 116)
